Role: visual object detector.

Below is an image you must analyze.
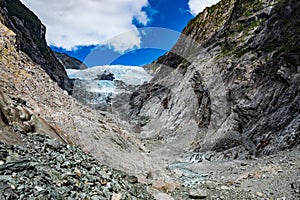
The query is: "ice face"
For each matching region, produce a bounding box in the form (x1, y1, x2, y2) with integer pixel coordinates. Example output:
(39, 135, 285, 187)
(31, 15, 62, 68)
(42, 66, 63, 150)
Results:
(67, 65, 152, 85)
(66, 65, 152, 105)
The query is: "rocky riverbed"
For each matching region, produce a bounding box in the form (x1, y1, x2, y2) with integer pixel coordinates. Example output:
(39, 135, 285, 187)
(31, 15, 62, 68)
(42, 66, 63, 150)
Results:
(1, 131, 299, 199)
(168, 147, 300, 199)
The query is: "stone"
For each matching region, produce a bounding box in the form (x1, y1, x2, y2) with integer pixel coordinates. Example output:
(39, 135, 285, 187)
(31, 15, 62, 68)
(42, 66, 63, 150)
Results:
(111, 193, 123, 200)
(74, 168, 81, 177)
(220, 186, 230, 190)
(0, 133, 154, 199)
(256, 192, 264, 197)
(126, 175, 138, 184)
(188, 189, 208, 199)
(34, 186, 44, 192)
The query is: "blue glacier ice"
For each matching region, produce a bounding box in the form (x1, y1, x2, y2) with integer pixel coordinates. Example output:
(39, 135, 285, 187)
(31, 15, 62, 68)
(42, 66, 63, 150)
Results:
(66, 65, 152, 105)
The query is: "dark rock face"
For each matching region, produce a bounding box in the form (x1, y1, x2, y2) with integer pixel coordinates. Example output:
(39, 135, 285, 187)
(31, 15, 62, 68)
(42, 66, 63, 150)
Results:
(94, 72, 115, 81)
(0, 0, 73, 93)
(54, 52, 88, 70)
(129, 0, 300, 158)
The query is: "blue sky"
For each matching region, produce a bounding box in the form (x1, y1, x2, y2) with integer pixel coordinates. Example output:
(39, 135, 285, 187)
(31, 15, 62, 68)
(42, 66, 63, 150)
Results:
(21, 0, 220, 67)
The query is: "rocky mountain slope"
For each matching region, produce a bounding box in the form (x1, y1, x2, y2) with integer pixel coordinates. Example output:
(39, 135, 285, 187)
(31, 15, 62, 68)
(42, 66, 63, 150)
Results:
(128, 0, 299, 161)
(0, 0, 156, 198)
(0, 0, 154, 172)
(0, 0, 299, 199)
(54, 52, 88, 70)
(0, 0, 73, 93)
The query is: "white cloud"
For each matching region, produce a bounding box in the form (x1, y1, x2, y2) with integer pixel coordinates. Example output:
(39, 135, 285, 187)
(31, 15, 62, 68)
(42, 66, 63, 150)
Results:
(188, 0, 220, 16)
(105, 29, 141, 53)
(20, 0, 149, 52)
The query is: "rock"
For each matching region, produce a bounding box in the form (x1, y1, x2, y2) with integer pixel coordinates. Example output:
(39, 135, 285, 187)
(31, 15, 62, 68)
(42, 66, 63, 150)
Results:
(220, 186, 230, 190)
(0, 159, 32, 173)
(256, 192, 264, 197)
(0, 0, 73, 93)
(126, 175, 138, 184)
(128, 0, 300, 161)
(34, 186, 44, 192)
(74, 167, 81, 177)
(0, 133, 154, 199)
(94, 72, 115, 81)
(54, 52, 88, 70)
(46, 139, 61, 149)
(189, 189, 208, 199)
(111, 193, 122, 200)
(91, 195, 105, 200)
(0, 90, 72, 144)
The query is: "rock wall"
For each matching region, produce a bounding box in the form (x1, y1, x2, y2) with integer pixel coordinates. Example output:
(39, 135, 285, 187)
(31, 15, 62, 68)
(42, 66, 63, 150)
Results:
(129, 0, 300, 159)
(0, 0, 73, 93)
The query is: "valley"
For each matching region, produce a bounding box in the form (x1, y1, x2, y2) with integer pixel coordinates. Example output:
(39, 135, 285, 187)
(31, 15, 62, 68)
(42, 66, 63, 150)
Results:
(0, 0, 299, 199)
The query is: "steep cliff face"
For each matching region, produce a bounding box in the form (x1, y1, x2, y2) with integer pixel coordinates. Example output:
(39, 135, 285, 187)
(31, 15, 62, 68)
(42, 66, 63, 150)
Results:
(0, 0, 73, 93)
(129, 0, 300, 159)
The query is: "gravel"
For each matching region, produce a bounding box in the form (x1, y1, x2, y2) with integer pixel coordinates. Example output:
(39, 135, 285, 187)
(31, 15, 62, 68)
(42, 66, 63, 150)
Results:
(0, 132, 154, 199)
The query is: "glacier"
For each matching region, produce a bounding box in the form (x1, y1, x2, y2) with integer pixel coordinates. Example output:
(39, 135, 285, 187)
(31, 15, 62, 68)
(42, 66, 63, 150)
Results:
(66, 65, 152, 106)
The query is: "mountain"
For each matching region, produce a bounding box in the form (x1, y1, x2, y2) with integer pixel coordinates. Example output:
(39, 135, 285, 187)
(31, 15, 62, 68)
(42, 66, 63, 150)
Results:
(54, 52, 88, 70)
(0, 0, 73, 93)
(128, 0, 300, 160)
(0, 0, 150, 169)
(0, 0, 154, 198)
(0, 0, 299, 199)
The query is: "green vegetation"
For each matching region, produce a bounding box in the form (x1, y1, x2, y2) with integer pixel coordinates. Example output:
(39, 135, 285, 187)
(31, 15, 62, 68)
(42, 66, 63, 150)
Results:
(218, 0, 267, 58)
(236, 23, 245, 33)
(207, 1, 221, 14)
(248, 19, 263, 30)
(252, 0, 264, 12)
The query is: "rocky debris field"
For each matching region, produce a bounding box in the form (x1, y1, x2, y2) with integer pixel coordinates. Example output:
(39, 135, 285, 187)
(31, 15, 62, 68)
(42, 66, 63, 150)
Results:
(0, 132, 153, 200)
(0, 132, 299, 200)
(167, 147, 300, 200)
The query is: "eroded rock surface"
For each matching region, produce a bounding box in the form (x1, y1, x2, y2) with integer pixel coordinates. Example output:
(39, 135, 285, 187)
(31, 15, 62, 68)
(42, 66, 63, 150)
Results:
(129, 0, 300, 161)
(0, 0, 73, 92)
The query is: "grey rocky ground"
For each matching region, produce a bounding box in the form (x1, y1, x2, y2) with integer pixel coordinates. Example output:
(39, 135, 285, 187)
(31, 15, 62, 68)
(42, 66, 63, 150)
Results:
(0, 131, 299, 199)
(168, 147, 300, 199)
(0, 132, 153, 199)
